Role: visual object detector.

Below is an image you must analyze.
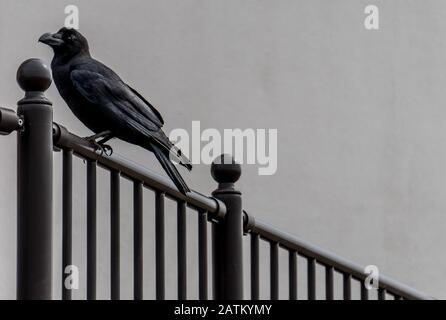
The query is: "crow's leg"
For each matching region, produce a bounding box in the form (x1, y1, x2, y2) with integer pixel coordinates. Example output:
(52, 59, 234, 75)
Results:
(84, 131, 114, 156)
(97, 136, 113, 156)
(85, 130, 112, 141)
(89, 140, 114, 156)
(97, 135, 112, 144)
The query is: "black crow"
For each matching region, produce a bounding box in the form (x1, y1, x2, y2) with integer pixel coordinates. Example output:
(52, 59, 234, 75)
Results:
(39, 27, 192, 194)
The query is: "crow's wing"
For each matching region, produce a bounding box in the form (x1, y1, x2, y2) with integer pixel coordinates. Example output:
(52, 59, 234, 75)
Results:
(127, 84, 164, 126)
(70, 69, 170, 148)
(70, 68, 192, 168)
(71, 69, 164, 130)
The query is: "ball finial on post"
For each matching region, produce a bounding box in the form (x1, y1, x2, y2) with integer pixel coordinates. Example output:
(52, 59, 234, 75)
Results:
(16, 58, 54, 299)
(16, 58, 52, 93)
(211, 154, 241, 185)
(211, 154, 244, 299)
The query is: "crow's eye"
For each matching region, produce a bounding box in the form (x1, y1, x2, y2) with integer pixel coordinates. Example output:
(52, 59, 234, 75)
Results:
(66, 35, 75, 41)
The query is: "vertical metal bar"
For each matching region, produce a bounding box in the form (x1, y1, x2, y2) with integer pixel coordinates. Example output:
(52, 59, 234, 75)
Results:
(177, 201, 187, 300)
(17, 59, 53, 300)
(62, 149, 73, 300)
(133, 181, 143, 300)
(211, 155, 243, 299)
(86, 160, 97, 300)
(270, 242, 279, 300)
(251, 233, 259, 300)
(212, 223, 224, 299)
(155, 192, 165, 300)
(361, 281, 369, 300)
(343, 273, 351, 300)
(110, 170, 120, 300)
(325, 266, 334, 300)
(307, 258, 316, 300)
(289, 250, 297, 300)
(378, 288, 386, 300)
(198, 210, 208, 300)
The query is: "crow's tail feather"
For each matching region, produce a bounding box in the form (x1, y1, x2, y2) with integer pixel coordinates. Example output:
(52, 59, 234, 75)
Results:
(168, 143, 192, 171)
(151, 131, 192, 171)
(150, 142, 191, 195)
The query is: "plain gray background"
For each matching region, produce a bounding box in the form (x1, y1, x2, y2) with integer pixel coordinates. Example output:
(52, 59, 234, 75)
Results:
(0, 0, 445, 299)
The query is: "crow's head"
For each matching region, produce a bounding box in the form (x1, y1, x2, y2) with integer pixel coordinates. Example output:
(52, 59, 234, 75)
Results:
(39, 27, 89, 58)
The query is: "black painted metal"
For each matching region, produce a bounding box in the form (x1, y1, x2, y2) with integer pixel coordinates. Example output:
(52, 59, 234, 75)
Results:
(6, 58, 434, 301)
(155, 192, 165, 300)
(250, 233, 260, 300)
(289, 250, 297, 300)
(212, 223, 224, 300)
(211, 155, 243, 300)
(0, 107, 22, 135)
(270, 242, 279, 300)
(16, 59, 53, 300)
(133, 181, 143, 300)
(110, 170, 120, 300)
(244, 212, 433, 300)
(177, 201, 187, 300)
(325, 266, 334, 300)
(198, 210, 208, 300)
(53, 123, 226, 219)
(308, 258, 316, 300)
(343, 274, 351, 300)
(62, 149, 72, 300)
(361, 281, 369, 300)
(378, 288, 386, 300)
(87, 160, 97, 300)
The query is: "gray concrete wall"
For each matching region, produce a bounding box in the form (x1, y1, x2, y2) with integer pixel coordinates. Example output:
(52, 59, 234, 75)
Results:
(1, 0, 445, 299)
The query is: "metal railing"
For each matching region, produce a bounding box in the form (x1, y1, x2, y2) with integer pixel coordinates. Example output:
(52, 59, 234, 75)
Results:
(244, 214, 433, 300)
(0, 58, 434, 300)
(53, 122, 227, 300)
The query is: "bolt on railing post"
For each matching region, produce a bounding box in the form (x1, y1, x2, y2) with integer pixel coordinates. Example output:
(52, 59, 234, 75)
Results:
(16, 59, 53, 300)
(211, 154, 243, 299)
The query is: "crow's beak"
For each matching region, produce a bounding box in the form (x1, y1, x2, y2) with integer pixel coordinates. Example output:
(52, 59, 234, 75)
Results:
(38, 32, 64, 47)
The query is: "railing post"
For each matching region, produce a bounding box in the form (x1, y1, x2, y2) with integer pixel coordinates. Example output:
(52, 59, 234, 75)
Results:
(211, 154, 243, 299)
(16, 58, 53, 300)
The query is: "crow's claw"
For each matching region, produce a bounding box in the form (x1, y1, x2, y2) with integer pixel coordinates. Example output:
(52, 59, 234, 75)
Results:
(103, 144, 113, 156)
(91, 141, 113, 156)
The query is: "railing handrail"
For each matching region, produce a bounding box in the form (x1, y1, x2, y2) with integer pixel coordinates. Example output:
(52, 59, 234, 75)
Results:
(52, 122, 437, 300)
(1, 58, 436, 300)
(52, 122, 226, 220)
(244, 212, 434, 300)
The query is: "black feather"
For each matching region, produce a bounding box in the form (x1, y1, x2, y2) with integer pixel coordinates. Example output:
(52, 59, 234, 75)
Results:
(41, 28, 192, 194)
